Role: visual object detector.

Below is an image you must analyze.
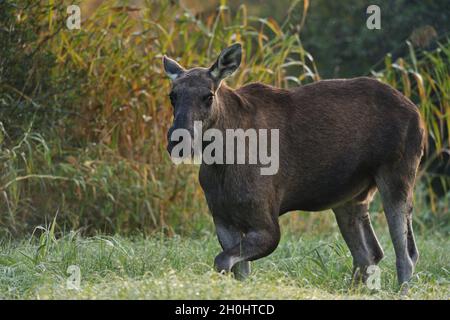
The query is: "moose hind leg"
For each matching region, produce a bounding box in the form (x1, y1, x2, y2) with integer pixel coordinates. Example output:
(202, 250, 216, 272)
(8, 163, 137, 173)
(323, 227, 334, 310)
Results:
(215, 221, 251, 280)
(407, 215, 419, 266)
(333, 199, 384, 283)
(375, 164, 419, 285)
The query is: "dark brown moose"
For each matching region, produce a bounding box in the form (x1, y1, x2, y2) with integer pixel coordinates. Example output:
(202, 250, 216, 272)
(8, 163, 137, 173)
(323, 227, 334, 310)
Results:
(163, 43, 426, 286)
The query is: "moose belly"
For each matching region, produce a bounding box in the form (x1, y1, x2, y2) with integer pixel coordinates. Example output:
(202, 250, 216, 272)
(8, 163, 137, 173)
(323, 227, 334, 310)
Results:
(278, 162, 375, 213)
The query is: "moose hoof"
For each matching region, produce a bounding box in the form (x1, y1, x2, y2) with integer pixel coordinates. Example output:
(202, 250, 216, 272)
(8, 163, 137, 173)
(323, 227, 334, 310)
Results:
(214, 253, 233, 273)
(350, 267, 365, 286)
(399, 282, 410, 296)
(396, 259, 414, 285)
(351, 265, 373, 285)
(232, 261, 251, 281)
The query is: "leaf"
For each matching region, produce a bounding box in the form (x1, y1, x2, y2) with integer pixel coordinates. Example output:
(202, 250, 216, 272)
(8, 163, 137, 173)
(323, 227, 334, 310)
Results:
(267, 17, 283, 37)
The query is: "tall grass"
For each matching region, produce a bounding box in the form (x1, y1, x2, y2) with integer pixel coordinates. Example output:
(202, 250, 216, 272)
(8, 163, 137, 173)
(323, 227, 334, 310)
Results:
(1, 228, 448, 299)
(374, 41, 450, 232)
(0, 0, 448, 238)
(0, 0, 318, 236)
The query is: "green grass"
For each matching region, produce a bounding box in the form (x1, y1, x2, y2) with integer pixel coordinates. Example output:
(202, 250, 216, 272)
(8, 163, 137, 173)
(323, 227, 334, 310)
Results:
(1, 227, 448, 299)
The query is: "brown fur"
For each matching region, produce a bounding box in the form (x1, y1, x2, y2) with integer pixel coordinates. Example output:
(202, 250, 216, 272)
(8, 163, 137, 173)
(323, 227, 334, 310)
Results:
(163, 46, 426, 286)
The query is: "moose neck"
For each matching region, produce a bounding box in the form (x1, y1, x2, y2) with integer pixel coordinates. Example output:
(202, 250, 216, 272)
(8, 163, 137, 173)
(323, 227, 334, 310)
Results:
(200, 83, 252, 175)
(211, 83, 253, 131)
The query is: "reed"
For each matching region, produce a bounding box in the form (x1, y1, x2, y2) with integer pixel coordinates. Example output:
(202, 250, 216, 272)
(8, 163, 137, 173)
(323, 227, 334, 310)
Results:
(0, 0, 318, 236)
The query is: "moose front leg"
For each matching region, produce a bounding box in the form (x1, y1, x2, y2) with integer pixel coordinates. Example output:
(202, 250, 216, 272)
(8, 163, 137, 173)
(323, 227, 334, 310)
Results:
(214, 218, 280, 278)
(215, 222, 250, 280)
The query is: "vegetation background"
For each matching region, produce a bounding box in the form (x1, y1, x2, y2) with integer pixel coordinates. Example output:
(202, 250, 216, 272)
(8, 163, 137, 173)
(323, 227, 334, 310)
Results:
(0, 0, 448, 299)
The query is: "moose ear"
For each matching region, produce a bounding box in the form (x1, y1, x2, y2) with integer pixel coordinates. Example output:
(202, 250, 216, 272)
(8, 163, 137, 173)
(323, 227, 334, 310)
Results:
(209, 43, 242, 83)
(163, 55, 185, 80)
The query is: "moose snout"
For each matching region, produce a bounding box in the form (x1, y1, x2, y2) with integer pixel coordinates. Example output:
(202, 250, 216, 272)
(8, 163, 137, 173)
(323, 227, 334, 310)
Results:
(166, 126, 176, 155)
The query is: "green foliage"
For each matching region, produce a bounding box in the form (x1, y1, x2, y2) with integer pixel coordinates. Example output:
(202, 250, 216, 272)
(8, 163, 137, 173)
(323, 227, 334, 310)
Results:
(299, 0, 450, 78)
(374, 41, 450, 232)
(0, 0, 317, 236)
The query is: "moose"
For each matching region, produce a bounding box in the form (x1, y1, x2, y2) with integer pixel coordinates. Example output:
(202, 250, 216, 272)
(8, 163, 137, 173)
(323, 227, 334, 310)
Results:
(163, 43, 426, 286)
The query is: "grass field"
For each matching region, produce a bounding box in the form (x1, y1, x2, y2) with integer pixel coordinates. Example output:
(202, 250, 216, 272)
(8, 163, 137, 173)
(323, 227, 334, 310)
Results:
(1, 225, 448, 300)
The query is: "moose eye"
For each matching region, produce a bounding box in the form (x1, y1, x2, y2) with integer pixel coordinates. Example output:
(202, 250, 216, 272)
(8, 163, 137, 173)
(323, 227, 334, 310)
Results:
(203, 92, 214, 105)
(168, 92, 177, 105)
